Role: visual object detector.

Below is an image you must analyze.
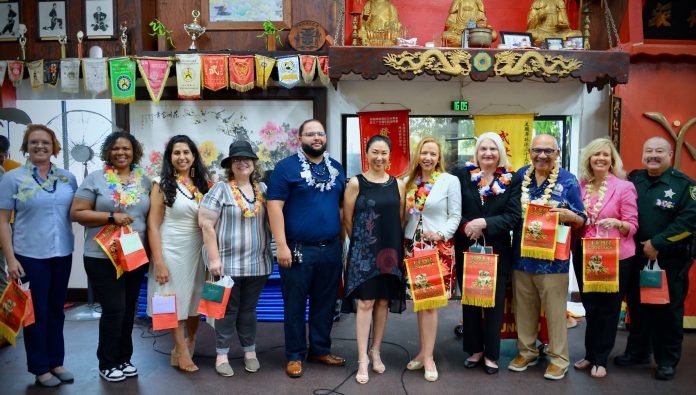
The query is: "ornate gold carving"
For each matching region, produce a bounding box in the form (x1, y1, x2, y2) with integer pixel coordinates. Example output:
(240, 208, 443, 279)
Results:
(383, 49, 472, 76)
(494, 50, 582, 77)
(643, 112, 696, 170)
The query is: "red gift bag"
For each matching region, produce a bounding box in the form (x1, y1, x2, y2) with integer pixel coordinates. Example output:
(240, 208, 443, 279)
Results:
(554, 225, 571, 261)
(151, 293, 178, 331)
(0, 280, 29, 346)
(19, 281, 35, 327)
(197, 277, 233, 320)
(116, 226, 149, 272)
(640, 261, 670, 305)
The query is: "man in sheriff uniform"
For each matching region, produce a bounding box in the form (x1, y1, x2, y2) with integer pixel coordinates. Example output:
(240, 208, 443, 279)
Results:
(615, 136, 696, 380)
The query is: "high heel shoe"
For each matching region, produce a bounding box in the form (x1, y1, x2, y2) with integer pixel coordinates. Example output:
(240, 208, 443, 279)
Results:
(406, 359, 424, 371)
(369, 348, 385, 374)
(355, 360, 369, 384)
(175, 348, 199, 373)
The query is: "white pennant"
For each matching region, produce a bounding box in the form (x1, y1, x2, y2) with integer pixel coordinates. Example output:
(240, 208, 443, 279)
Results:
(176, 54, 202, 99)
(82, 58, 108, 95)
(60, 58, 80, 93)
(276, 55, 300, 89)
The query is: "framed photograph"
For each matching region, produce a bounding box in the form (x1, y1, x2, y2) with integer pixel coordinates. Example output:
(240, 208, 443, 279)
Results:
(545, 37, 563, 50)
(201, 0, 292, 30)
(499, 31, 533, 48)
(0, 2, 20, 42)
(85, 0, 115, 39)
(37, 0, 67, 40)
(564, 36, 584, 49)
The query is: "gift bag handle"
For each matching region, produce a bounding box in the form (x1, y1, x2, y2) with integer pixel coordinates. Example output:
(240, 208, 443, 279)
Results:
(120, 225, 134, 235)
(644, 259, 661, 271)
(415, 219, 436, 252)
(594, 225, 609, 238)
(471, 234, 488, 249)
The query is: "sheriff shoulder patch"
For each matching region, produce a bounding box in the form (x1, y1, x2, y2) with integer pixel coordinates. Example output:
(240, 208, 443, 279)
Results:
(690, 185, 696, 201)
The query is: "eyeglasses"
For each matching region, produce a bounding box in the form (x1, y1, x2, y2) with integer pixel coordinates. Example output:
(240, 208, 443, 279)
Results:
(231, 157, 253, 163)
(530, 148, 557, 156)
(302, 131, 326, 137)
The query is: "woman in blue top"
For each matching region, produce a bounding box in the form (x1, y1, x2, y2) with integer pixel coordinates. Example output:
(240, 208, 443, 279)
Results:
(0, 124, 77, 387)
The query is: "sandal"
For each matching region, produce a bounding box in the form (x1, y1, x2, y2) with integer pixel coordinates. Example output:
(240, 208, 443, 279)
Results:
(369, 348, 385, 374)
(574, 359, 591, 370)
(355, 360, 369, 384)
(176, 348, 199, 373)
(591, 365, 607, 378)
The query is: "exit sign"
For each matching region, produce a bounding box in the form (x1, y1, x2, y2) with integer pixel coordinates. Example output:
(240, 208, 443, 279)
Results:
(452, 101, 469, 111)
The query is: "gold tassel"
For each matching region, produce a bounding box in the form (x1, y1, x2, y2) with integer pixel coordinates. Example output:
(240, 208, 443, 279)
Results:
(461, 296, 496, 308)
(0, 324, 18, 346)
(583, 282, 619, 293)
(413, 297, 448, 312)
(520, 247, 555, 261)
(229, 81, 255, 92)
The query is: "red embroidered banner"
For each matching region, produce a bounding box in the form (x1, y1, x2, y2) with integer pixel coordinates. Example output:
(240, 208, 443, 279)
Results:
(404, 249, 447, 312)
(357, 109, 410, 177)
(461, 251, 498, 307)
(202, 55, 228, 91)
(520, 203, 559, 260)
(582, 237, 620, 293)
(228, 55, 255, 92)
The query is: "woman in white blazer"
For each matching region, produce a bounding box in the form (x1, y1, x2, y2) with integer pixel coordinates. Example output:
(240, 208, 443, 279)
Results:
(403, 137, 461, 381)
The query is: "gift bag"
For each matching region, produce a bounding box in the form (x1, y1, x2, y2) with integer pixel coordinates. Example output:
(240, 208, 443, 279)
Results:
(404, 247, 448, 312)
(0, 280, 29, 346)
(582, 226, 620, 293)
(640, 260, 670, 305)
(94, 224, 123, 278)
(554, 225, 571, 261)
(151, 292, 178, 330)
(462, 238, 498, 308)
(116, 226, 149, 272)
(197, 276, 233, 320)
(19, 281, 35, 327)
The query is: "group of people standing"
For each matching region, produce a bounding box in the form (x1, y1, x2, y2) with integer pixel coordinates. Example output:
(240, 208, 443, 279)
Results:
(0, 120, 694, 388)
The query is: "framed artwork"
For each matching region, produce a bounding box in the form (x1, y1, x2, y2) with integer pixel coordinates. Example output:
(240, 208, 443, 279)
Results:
(499, 31, 533, 48)
(0, 1, 20, 42)
(37, 0, 67, 40)
(201, 0, 292, 30)
(564, 36, 584, 49)
(545, 37, 563, 50)
(85, 0, 115, 39)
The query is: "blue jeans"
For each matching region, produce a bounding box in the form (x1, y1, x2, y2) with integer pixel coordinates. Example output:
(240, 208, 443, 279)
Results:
(16, 254, 72, 375)
(279, 240, 342, 361)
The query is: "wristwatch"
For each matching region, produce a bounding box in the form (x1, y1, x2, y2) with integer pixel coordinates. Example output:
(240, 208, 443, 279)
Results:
(108, 212, 115, 224)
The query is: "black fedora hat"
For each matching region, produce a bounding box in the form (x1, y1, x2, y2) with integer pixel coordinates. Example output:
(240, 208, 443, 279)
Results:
(220, 140, 258, 168)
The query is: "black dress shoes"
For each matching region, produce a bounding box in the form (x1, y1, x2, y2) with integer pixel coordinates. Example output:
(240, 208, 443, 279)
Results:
(614, 354, 651, 366)
(484, 365, 499, 374)
(655, 365, 675, 380)
(464, 359, 482, 369)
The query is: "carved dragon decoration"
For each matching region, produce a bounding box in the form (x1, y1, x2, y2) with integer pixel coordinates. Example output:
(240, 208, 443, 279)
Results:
(383, 49, 472, 76)
(494, 50, 582, 78)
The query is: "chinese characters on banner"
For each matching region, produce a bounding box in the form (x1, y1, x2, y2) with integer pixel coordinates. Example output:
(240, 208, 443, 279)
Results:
(474, 114, 534, 170)
(357, 109, 410, 177)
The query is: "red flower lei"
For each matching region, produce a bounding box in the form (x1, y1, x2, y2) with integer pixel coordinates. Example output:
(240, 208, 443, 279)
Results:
(229, 181, 264, 218)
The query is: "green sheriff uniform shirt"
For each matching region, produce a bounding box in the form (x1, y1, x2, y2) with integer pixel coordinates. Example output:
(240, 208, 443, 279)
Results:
(629, 167, 696, 267)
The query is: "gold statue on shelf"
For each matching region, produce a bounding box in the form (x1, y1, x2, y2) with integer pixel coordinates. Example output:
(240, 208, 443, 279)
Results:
(527, 0, 582, 46)
(442, 0, 496, 47)
(358, 0, 403, 46)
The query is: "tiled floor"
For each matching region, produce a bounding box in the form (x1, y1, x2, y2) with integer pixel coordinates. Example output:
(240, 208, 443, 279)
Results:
(1, 301, 694, 394)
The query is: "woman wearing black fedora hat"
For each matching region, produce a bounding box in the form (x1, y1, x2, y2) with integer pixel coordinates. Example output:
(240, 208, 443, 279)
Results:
(199, 141, 273, 377)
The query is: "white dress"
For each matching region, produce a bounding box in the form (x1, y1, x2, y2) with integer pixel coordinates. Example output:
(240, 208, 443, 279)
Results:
(147, 178, 205, 320)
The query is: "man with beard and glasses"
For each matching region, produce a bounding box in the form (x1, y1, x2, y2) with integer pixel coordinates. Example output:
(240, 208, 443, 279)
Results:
(616, 137, 696, 381)
(507, 134, 586, 381)
(267, 119, 347, 378)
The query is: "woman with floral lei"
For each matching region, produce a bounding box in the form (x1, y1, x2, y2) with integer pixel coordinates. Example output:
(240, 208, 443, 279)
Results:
(70, 131, 151, 383)
(0, 124, 77, 387)
(572, 137, 637, 379)
(403, 137, 461, 382)
(451, 132, 521, 375)
(199, 140, 272, 377)
(146, 135, 210, 373)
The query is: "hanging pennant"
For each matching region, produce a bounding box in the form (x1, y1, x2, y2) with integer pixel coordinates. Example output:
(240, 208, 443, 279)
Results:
(82, 58, 108, 95)
(202, 55, 228, 91)
(404, 249, 448, 312)
(229, 55, 255, 92)
(136, 57, 172, 104)
(461, 251, 498, 308)
(0, 61, 7, 88)
(108, 57, 136, 104)
(520, 203, 559, 260)
(60, 58, 80, 93)
(28, 60, 44, 89)
(299, 55, 316, 84)
(44, 60, 60, 87)
(254, 55, 275, 90)
(176, 54, 202, 100)
(582, 234, 620, 293)
(7, 61, 24, 88)
(317, 56, 330, 85)
(276, 55, 300, 89)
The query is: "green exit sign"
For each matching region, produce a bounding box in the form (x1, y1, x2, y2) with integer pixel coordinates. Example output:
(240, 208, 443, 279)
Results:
(452, 101, 469, 111)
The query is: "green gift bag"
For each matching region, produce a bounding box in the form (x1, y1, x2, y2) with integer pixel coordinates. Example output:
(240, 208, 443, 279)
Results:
(201, 282, 224, 303)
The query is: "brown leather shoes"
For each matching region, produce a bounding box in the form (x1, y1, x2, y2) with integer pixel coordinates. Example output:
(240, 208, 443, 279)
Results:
(308, 354, 346, 366)
(286, 361, 304, 378)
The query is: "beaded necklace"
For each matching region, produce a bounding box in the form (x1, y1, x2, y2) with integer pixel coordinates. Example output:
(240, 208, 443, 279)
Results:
(13, 162, 69, 202)
(175, 174, 203, 203)
(104, 165, 145, 209)
(298, 150, 338, 192)
(406, 171, 441, 215)
(520, 165, 560, 210)
(583, 176, 608, 225)
(466, 161, 513, 203)
(229, 180, 264, 218)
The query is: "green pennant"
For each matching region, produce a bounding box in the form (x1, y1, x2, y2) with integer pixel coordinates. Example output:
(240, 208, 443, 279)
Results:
(109, 57, 136, 104)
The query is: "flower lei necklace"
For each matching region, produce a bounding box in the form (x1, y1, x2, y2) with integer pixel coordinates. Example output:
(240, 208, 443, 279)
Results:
(104, 164, 145, 209)
(298, 150, 339, 192)
(13, 162, 69, 202)
(229, 180, 264, 218)
(521, 165, 560, 210)
(583, 176, 608, 225)
(176, 174, 203, 203)
(406, 171, 441, 215)
(466, 161, 513, 202)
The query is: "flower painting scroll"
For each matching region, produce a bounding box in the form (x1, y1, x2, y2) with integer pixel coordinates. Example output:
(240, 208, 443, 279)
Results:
(202, 0, 292, 30)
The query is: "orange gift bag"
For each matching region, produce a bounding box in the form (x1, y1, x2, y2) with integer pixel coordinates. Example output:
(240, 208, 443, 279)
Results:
(19, 281, 35, 327)
(197, 276, 233, 320)
(151, 292, 178, 331)
(640, 260, 670, 305)
(116, 226, 149, 272)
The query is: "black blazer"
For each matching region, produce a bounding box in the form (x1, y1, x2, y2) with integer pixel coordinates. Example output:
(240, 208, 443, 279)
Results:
(451, 166, 522, 276)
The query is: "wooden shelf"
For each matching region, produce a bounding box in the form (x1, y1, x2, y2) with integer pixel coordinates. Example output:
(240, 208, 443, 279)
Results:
(328, 47, 629, 92)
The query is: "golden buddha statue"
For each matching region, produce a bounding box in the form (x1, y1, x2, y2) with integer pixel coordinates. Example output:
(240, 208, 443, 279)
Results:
(442, 0, 497, 47)
(526, 0, 582, 46)
(358, 0, 403, 46)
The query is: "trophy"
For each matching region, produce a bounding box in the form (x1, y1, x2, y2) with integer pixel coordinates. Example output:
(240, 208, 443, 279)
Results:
(18, 24, 27, 61)
(184, 10, 205, 51)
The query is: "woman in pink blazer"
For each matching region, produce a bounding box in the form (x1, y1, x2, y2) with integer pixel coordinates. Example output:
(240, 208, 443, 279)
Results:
(572, 137, 638, 378)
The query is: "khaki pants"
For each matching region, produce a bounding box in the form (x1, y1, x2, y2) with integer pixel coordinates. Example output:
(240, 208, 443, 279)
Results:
(512, 270, 569, 369)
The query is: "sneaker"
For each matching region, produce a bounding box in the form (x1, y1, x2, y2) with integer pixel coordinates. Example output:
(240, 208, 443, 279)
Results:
(119, 362, 138, 377)
(508, 355, 539, 372)
(99, 368, 126, 382)
(544, 363, 568, 380)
